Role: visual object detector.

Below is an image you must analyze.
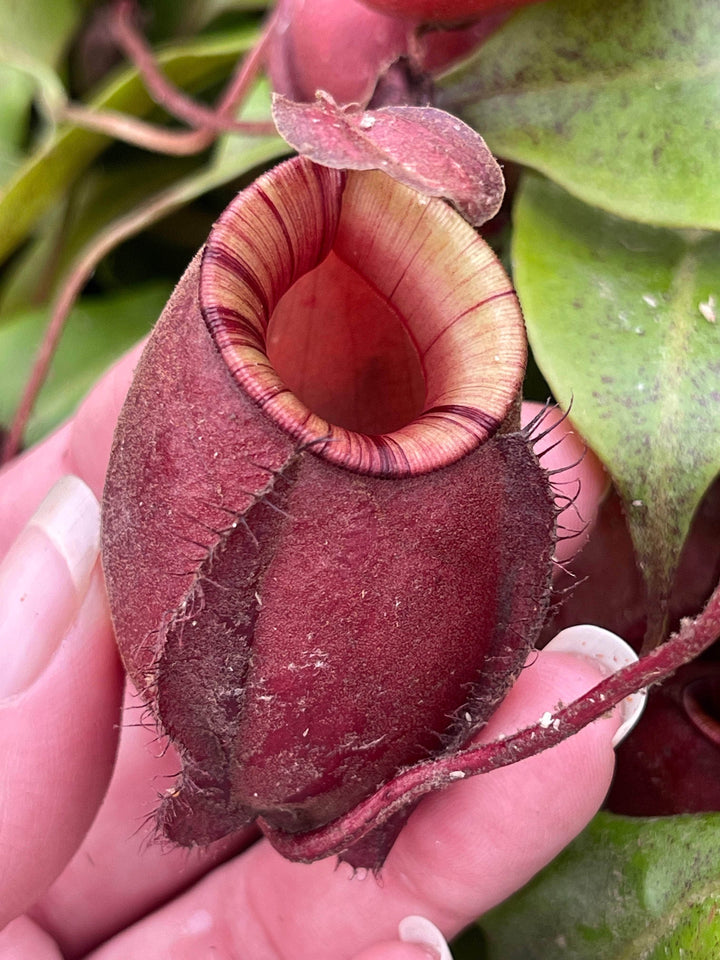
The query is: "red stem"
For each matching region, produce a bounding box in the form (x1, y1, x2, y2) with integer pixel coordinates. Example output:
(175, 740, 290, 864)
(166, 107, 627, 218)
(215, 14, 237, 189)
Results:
(261, 579, 720, 862)
(215, 8, 279, 118)
(109, 0, 278, 132)
(61, 104, 275, 155)
(111, 0, 235, 132)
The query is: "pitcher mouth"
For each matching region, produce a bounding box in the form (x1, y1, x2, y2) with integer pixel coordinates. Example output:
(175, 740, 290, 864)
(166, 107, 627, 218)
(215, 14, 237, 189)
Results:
(200, 156, 525, 477)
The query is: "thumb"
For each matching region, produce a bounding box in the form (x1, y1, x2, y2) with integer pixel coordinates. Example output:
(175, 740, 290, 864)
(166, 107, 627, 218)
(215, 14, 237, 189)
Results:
(0, 477, 123, 926)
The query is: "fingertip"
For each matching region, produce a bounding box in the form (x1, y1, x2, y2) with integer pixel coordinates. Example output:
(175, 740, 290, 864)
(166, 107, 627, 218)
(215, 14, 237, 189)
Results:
(0, 916, 63, 960)
(387, 643, 620, 926)
(399, 916, 453, 959)
(350, 944, 442, 960)
(0, 476, 101, 700)
(477, 645, 622, 806)
(544, 625, 646, 748)
(0, 422, 75, 558)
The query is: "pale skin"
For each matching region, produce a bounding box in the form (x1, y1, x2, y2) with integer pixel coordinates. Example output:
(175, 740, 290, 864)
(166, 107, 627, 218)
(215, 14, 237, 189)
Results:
(0, 344, 616, 959)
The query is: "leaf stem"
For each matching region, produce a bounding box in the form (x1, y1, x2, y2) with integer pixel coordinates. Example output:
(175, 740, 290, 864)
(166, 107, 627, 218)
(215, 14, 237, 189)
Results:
(111, 0, 271, 131)
(110, 0, 228, 130)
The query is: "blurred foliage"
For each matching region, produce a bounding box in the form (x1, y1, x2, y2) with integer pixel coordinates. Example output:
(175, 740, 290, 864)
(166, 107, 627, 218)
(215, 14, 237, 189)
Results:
(0, 0, 283, 452)
(480, 812, 720, 960)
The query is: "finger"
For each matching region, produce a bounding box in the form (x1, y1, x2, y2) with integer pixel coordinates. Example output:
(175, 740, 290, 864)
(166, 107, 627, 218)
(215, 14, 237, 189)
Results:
(0, 478, 123, 927)
(522, 402, 608, 564)
(0, 341, 145, 558)
(387, 649, 620, 926)
(84, 647, 620, 960)
(0, 916, 63, 960)
(0, 423, 74, 558)
(6, 338, 252, 956)
(30, 684, 255, 959)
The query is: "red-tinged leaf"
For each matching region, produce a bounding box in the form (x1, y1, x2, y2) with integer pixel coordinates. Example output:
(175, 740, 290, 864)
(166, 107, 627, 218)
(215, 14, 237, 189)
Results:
(272, 92, 504, 227)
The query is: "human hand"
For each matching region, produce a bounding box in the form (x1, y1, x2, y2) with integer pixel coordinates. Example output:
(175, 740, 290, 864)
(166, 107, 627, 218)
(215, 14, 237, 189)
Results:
(0, 344, 624, 959)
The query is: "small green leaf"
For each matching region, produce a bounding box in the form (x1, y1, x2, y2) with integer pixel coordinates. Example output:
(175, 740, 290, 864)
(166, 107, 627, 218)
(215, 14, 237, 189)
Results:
(480, 812, 720, 959)
(0, 80, 285, 448)
(440, 0, 720, 229)
(513, 173, 720, 645)
(0, 52, 70, 136)
(0, 25, 260, 267)
(0, 153, 202, 316)
(0, 78, 285, 319)
(0, 283, 172, 445)
(0, 0, 82, 182)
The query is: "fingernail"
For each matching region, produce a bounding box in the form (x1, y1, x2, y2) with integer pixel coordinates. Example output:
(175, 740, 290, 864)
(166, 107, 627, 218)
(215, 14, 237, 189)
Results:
(0, 476, 100, 700)
(544, 624, 647, 747)
(398, 917, 453, 960)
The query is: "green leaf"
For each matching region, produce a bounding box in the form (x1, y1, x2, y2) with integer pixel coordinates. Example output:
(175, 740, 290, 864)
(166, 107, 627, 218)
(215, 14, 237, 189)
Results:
(0, 0, 80, 66)
(0, 0, 82, 182)
(0, 283, 172, 445)
(0, 153, 202, 316)
(0, 80, 285, 448)
(0, 25, 260, 267)
(0, 77, 285, 318)
(440, 0, 720, 229)
(513, 173, 720, 645)
(480, 812, 720, 959)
